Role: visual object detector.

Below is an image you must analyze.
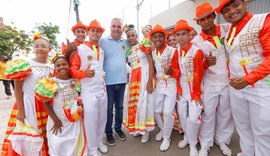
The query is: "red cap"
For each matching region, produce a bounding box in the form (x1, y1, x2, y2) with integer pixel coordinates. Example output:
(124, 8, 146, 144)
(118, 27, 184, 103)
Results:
(194, 2, 215, 21)
(71, 21, 87, 33)
(88, 19, 105, 33)
(148, 24, 169, 38)
(172, 20, 193, 34)
(215, 0, 231, 14)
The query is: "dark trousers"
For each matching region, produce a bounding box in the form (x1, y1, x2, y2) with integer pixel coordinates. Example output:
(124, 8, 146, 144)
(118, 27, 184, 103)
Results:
(105, 83, 126, 135)
(2, 80, 14, 96)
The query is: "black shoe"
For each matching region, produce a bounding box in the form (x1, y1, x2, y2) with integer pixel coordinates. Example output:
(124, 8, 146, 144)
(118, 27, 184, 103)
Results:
(106, 134, 115, 146)
(115, 129, 127, 141)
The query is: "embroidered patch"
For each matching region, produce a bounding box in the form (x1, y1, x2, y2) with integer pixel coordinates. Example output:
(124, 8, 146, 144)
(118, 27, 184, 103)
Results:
(122, 45, 126, 51)
(87, 55, 93, 63)
(220, 37, 225, 45)
(70, 80, 76, 90)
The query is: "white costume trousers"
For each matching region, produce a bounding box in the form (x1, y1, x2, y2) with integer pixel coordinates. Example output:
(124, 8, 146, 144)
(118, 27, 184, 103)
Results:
(230, 86, 270, 156)
(154, 88, 176, 140)
(199, 85, 234, 148)
(82, 92, 107, 155)
(177, 97, 203, 146)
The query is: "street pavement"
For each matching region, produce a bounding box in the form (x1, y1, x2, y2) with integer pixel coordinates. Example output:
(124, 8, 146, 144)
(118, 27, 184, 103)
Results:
(0, 82, 240, 156)
(0, 81, 14, 149)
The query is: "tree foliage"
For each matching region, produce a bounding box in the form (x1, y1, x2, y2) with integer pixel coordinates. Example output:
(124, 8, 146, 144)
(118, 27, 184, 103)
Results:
(0, 26, 31, 59)
(34, 23, 60, 50)
(0, 23, 60, 59)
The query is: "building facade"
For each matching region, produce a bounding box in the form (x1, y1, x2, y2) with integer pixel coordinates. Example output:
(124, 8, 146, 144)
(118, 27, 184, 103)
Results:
(149, 0, 270, 32)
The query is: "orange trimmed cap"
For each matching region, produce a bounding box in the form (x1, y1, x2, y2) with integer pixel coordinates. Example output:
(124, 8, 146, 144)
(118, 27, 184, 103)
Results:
(172, 20, 193, 34)
(194, 2, 215, 21)
(215, 0, 231, 14)
(88, 19, 105, 33)
(71, 21, 87, 33)
(148, 24, 169, 38)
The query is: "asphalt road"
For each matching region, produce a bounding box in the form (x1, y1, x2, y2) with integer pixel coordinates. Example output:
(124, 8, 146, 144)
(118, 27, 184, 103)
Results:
(0, 82, 240, 156)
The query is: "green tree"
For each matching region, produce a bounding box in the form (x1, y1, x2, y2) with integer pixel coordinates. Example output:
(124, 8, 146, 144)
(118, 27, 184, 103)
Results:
(34, 23, 60, 50)
(0, 26, 31, 59)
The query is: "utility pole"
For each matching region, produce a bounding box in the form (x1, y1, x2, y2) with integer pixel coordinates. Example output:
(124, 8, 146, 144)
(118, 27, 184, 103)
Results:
(122, 9, 125, 22)
(73, 0, 80, 22)
(136, 0, 144, 38)
(0, 17, 5, 28)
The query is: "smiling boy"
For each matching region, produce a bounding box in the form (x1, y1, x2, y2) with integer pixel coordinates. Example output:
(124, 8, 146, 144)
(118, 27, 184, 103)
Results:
(172, 20, 204, 156)
(216, 0, 270, 155)
(150, 24, 181, 152)
(192, 2, 234, 156)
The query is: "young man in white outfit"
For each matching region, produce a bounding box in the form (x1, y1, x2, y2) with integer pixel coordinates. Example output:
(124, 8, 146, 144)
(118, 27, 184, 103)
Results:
(173, 20, 205, 156)
(192, 2, 234, 156)
(216, 0, 270, 155)
(149, 24, 181, 152)
(69, 19, 107, 156)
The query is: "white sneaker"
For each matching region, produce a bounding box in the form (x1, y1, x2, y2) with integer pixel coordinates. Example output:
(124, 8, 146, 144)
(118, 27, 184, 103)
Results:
(155, 130, 163, 142)
(199, 147, 209, 156)
(237, 152, 244, 156)
(219, 143, 232, 156)
(98, 150, 102, 156)
(141, 131, 150, 143)
(98, 142, 108, 154)
(92, 152, 100, 156)
(133, 132, 140, 137)
(190, 145, 199, 156)
(178, 139, 189, 149)
(160, 138, 171, 151)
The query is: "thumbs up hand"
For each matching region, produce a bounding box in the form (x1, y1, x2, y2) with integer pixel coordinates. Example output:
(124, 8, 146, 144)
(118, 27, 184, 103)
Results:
(85, 64, 95, 78)
(207, 51, 217, 66)
(164, 66, 173, 75)
(65, 38, 78, 59)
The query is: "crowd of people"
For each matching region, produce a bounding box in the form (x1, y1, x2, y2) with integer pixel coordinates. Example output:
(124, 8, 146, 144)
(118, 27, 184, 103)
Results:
(1, 0, 270, 156)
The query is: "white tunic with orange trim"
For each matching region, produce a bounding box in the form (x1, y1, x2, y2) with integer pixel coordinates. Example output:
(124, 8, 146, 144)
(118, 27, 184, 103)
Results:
(225, 14, 270, 86)
(46, 78, 86, 156)
(76, 43, 107, 155)
(192, 24, 230, 86)
(77, 44, 106, 94)
(178, 45, 199, 99)
(152, 45, 177, 95)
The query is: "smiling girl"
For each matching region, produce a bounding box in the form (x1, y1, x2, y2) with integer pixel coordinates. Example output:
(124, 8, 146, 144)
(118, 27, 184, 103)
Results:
(34, 54, 86, 156)
(124, 25, 155, 143)
(1, 33, 54, 156)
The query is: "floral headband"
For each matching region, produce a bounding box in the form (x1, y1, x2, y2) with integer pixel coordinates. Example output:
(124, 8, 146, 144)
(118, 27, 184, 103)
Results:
(124, 24, 129, 33)
(144, 24, 152, 30)
(50, 53, 66, 64)
(32, 32, 49, 42)
(124, 24, 135, 33)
